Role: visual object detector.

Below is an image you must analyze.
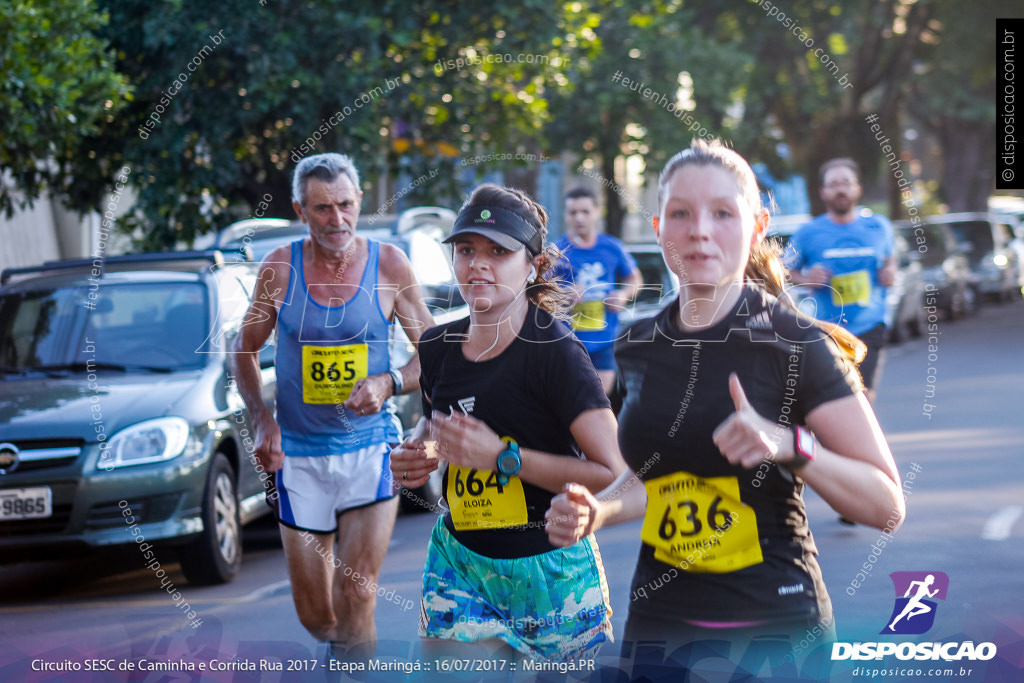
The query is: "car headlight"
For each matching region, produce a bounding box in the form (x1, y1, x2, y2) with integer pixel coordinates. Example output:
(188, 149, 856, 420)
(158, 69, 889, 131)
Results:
(103, 417, 191, 469)
(994, 254, 1009, 267)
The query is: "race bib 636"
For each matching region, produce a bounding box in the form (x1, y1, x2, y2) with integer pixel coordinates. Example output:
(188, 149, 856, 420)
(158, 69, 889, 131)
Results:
(641, 471, 763, 573)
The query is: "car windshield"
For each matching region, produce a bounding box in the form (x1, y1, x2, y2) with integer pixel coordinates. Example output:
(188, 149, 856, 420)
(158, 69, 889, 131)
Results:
(402, 231, 464, 312)
(631, 251, 675, 304)
(946, 221, 995, 261)
(0, 282, 209, 373)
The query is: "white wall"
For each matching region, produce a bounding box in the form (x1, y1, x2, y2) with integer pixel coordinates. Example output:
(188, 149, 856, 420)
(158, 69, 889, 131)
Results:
(0, 191, 65, 272)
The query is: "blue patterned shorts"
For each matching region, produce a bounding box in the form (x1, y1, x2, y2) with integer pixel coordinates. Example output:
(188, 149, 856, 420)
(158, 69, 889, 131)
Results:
(419, 518, 613, 661)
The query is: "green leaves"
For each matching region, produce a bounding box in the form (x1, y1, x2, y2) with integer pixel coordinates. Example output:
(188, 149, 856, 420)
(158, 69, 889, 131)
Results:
(33, 0, 580, 248)
(0, 0, 131, 219)
(4, 0, 1004, 245)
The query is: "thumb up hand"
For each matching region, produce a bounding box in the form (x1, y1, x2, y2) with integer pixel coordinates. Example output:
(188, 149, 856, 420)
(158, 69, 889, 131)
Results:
(712, 373, 781, 469)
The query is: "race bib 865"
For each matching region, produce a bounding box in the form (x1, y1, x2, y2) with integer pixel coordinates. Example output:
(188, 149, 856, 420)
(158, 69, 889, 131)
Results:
(301, 344, 368, 404)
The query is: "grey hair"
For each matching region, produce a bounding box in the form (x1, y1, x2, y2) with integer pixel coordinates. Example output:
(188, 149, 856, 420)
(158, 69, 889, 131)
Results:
(291, 153, 361, 206)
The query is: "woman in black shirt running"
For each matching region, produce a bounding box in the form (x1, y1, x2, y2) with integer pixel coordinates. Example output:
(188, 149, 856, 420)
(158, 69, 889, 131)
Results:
(546, 140, 905, 671)
(391, 184, 628, 663)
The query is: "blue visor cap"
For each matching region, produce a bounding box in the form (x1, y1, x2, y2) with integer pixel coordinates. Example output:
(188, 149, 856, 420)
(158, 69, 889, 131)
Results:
(444, 205, 543, 256)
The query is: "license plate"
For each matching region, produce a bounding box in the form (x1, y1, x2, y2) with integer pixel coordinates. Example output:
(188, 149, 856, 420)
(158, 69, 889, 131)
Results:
(0, 487, 53, 520)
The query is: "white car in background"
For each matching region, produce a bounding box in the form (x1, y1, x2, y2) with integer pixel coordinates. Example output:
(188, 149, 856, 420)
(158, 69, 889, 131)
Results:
(989, 196, 1024, 294)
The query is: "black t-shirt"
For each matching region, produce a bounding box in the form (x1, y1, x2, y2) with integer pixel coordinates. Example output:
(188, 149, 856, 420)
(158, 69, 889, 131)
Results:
(614, 286, 862, 623)
(419, 304, 610, 559)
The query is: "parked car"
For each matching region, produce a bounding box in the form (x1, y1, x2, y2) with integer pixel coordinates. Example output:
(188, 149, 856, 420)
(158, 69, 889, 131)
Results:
(0, 251, 274, 584)
(618, 242, 678, 330)
(224, 208, 464, 513)
(896, 220, 977, 319)
(213, 218, 298, 261)
(989, 200, 1024, 292)
(934, 212, 1022, 302)
(884, 230, 927, 343)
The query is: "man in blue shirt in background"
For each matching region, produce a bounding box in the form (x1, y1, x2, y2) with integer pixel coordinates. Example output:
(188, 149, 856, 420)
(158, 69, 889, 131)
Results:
(788, 158, 896, 527)
(554, 187, 642, 394)
(787, 158, 896, 405)
(786, 158, 892, 405)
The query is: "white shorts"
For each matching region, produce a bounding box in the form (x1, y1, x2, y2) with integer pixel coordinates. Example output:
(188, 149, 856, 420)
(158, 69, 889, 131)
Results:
(269, 443, 395, 533)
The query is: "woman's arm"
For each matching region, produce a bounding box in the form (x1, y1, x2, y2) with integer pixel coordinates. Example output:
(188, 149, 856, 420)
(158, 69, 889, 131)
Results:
(389, 417, 439, 489)
(796, 392, 904, 529)
(431, 407, 628, 494)
(713, 373, 904, 531)
(545, 470, 648, 547)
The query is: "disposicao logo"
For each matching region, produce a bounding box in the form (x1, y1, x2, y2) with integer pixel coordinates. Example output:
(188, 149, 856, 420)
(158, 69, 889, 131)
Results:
(475, 209, 496, 224)
(882, 570, 948, 635)
(831, 570, 997, 663)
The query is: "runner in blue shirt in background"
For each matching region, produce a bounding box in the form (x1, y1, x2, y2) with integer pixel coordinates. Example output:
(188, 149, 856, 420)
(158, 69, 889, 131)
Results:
(786, 158, 896, 404)
(787, 158, 896, 526)
(554, 188, 642, 394)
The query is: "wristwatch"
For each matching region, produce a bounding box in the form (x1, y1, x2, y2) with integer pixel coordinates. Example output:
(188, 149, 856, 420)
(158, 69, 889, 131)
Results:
(788, 426, 816, 470)
(496, 437, 522, 482)
(388, 368, 404, 396)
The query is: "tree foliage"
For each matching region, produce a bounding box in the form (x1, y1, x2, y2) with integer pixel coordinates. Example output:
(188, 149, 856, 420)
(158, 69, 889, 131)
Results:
(2, 0, 1006, 247)
(684, 0, 933, 216)
(904, 0, 1014, 212)
(545, 0, 745, 235)
(66, 0, 578, 249)
(0, 0, 131, 218)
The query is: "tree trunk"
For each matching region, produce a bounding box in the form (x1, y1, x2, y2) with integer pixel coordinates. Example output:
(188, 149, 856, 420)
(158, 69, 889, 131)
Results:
(884, 109, 906, 220)
(794, 120, 844, 217)
(601, 152, 624, 238)
(939, 118, 994, 212)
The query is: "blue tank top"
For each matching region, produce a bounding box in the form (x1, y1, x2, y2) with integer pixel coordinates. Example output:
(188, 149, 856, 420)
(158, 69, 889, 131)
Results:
(275, 238, 402, 455)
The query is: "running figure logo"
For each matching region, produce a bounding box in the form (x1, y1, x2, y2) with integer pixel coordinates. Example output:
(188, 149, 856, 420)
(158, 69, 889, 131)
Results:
(881, 571, 949, 635)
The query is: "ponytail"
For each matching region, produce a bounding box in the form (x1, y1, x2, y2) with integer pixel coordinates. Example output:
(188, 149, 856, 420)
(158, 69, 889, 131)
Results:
(746, 241, 867, 365)
(527, 244, 575, 320)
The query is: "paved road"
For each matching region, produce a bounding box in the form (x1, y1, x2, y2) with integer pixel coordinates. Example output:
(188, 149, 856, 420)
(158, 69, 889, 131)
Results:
(2, 300, 1022, 682)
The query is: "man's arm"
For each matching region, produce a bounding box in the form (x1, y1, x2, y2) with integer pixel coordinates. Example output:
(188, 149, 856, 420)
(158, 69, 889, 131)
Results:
(788, 265, 831, 286)
(606, 267, 642, 312)
(606, 243, 642, 311)
(390, 251, 435, 391)
(877, 216, 898, 287)
(877, 255, 897, 287)
(232, 251, 289, 471)
(785, 229, 831, 286)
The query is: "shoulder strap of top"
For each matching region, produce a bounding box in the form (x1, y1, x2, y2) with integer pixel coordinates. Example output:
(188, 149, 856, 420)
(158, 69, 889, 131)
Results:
(285, 238, 304, 304)
(362, 238, 380, 289)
